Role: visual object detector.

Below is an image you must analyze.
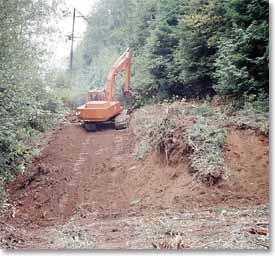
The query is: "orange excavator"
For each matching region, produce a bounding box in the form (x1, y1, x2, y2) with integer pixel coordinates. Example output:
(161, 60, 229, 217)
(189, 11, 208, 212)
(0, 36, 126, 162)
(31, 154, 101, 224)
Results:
(76, 48, 132, 131)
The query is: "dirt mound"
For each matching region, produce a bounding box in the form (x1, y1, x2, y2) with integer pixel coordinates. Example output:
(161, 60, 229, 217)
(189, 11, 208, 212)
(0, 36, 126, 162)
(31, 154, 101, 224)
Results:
(1, 123, 269, 232)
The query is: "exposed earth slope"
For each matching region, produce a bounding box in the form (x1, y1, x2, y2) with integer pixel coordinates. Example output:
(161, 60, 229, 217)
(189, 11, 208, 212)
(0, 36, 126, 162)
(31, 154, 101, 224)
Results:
(0, 119, 269, 249)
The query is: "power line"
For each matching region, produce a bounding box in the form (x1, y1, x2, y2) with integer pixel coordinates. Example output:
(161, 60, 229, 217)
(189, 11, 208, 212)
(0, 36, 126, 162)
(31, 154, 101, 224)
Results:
(66, 3, 90, 71)
(69, 8, 76, 71)
(66, 2, 89, 22)
(74, 9, 89, 22)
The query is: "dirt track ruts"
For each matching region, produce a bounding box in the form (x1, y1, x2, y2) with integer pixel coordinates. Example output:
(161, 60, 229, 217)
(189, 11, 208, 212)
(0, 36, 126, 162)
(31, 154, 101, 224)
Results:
(0, 123, 269, 249)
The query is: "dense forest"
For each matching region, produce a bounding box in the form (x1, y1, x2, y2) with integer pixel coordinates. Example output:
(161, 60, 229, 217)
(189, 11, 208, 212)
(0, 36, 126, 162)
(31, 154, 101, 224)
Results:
(72, 0, 269, 108)
(0, 0, 269, 202)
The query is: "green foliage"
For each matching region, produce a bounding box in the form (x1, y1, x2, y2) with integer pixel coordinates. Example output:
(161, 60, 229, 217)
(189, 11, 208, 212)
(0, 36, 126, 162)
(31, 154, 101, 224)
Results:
(0, 178, 6, 206)
(0, 0, 66, 203)
(214, 0, 269, 100)
(243, 92, 269, 113)
(231, 93, 269, 135)
(173, 0, 226, 96)
(71, 0, 268, 110)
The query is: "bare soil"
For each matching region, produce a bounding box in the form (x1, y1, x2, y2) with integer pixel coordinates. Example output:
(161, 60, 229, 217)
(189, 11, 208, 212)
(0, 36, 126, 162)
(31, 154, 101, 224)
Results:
(0, 122, 269, 249)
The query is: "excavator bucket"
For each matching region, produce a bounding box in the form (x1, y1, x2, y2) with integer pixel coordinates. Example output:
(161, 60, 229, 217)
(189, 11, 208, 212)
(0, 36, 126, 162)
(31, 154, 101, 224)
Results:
(123, 90, 131, 98)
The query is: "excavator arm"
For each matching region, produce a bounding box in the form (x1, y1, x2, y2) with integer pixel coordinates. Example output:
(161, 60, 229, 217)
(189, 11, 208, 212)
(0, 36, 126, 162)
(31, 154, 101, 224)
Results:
(105, 48, 132, 101)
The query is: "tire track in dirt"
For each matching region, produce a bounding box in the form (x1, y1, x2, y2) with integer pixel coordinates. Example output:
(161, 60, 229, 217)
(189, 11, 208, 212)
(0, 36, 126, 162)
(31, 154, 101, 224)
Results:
(0, 123, 269, 249)
(77, 130, 133, 212)
(58, 136, 92, 211)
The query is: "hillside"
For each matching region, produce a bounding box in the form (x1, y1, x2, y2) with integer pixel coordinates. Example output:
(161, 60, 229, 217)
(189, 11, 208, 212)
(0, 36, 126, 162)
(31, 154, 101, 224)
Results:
(0, 102, 269, 249)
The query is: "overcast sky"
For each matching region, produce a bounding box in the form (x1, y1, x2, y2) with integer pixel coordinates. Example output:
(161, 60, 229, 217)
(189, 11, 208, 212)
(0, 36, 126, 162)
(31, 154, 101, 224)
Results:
(51, 0, 95, 69)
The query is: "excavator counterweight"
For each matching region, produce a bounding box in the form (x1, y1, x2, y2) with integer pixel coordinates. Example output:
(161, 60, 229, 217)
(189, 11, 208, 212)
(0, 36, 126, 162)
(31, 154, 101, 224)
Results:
(76, 48, 132, 131)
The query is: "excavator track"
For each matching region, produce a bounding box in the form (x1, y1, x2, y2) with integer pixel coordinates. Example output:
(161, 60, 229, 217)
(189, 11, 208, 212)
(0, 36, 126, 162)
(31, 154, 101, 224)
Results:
(81, 110, 130, 132)
(114, 110, 130, 130)
(83, 122, 97, 132)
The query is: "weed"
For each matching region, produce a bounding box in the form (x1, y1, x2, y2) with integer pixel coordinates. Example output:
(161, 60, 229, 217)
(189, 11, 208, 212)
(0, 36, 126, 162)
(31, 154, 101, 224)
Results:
(233, 110, 269, 135)
(152, 235, 190, 249)
(130, 104, 166, 160)
(134, 140, 151, 160)
(186, 118, 228, 185)
(0, 178, 6, 207)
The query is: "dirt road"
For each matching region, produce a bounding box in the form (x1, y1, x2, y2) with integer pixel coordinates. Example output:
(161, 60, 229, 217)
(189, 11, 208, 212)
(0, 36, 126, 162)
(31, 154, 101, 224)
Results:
(0, 123, 269, 249)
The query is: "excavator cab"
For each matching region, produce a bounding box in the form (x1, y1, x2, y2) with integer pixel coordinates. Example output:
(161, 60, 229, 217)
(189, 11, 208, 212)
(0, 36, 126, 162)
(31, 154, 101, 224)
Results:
(87, 89, 106, 101)
(87, 88, 131, 102)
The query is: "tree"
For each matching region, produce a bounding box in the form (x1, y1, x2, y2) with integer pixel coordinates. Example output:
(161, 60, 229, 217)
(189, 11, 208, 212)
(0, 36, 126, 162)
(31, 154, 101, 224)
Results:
(72, 0, 269, 105)
(214, 0, 269, 101)
(0, 0, 64, 189)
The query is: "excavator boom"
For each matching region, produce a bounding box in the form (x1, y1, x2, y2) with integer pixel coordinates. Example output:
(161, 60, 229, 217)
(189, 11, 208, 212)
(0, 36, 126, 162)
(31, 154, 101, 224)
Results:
(105, 48, 132, 101)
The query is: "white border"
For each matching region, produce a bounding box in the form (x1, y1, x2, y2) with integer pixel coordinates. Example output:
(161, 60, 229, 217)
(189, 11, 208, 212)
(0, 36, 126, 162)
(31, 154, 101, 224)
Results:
(0, 0, 273, 255)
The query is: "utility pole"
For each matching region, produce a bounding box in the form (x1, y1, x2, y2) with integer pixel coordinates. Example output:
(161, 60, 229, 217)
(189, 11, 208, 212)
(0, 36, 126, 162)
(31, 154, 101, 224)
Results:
(68, 7, 88, 71)
(69, 8, 76, 71)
